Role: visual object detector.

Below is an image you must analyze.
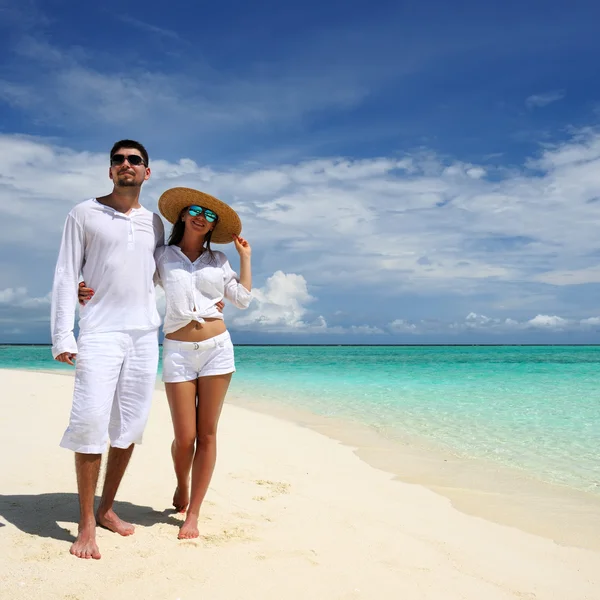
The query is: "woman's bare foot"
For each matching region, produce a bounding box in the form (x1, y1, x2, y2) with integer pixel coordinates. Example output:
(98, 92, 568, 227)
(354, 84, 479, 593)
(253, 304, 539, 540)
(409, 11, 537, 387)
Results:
(96, 509, 135, 536)
(178, 513, 199, 539)
(172, 485, 190, 513)
(70, 520, 101, 559)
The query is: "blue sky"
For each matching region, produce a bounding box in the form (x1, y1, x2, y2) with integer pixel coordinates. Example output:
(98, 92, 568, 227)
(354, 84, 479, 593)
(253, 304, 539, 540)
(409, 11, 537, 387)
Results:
(1, 0, 600, 344)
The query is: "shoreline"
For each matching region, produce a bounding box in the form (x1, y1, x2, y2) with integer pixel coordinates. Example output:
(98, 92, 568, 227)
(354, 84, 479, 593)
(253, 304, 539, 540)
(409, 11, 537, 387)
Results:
(2, 368, 600, 599)
(224, 390, 600, 553)
(21, 367, 600, 552)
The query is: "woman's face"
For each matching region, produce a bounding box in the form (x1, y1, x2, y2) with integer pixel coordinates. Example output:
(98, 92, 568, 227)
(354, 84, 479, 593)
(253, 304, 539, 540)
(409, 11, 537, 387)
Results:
(182, 205, 217, 235)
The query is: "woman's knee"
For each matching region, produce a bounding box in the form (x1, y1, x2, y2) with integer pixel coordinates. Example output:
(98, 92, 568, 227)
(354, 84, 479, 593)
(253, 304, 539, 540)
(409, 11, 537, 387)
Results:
(173, 431, 196, 451)
(196, 431, 217, 449)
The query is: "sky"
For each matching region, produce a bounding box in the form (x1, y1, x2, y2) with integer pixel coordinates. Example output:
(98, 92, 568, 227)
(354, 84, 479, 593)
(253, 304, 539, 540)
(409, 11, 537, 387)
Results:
(1, 0, 600, 344)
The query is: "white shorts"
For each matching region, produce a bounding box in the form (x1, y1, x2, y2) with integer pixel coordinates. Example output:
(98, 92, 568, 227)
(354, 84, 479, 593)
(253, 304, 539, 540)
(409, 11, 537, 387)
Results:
(162, 331, 235, 383)
(60, 329, 159, 454)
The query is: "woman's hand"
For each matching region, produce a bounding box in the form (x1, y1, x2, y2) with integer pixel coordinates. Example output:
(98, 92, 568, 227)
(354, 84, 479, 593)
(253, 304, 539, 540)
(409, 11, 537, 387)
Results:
(233, 235, 251, 259)
(233, 235, 252, 291)
(78, 281, 94, 305)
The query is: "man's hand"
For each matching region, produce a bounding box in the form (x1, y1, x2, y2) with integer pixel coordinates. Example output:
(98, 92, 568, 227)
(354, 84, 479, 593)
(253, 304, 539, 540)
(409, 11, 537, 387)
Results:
(216, 300, 224, 313)
(56, 352, 77, 366)
(78, 281, 94, 305)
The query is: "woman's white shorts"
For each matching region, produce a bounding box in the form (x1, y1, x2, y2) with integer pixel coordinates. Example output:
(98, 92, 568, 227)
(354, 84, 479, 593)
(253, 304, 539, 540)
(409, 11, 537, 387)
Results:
(161, 331, 235, 383)
(60, 329, 159, 454)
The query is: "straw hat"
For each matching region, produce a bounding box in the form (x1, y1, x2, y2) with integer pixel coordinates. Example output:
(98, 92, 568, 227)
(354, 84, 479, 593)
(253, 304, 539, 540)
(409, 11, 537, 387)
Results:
(158, 187, 241, 244)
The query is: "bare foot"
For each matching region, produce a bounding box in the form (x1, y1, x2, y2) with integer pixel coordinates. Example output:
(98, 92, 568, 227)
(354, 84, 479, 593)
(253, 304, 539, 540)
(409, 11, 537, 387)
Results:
(173, 485, 189, 513)
(70, 521, 101, 559)
(178, 513, 199, 539)
(96, 509, 135, 536)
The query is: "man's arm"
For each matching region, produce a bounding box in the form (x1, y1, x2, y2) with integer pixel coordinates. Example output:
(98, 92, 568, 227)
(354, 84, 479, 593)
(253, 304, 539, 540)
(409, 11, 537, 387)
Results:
(153, 212, 165, 250)
(152, 214, 165, 288)
(51, 213, 84, 362)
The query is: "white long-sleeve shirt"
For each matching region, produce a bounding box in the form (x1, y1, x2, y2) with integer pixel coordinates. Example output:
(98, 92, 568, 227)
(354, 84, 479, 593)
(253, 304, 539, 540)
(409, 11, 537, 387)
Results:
(155, 245, 252, 335)
(51, 198, 164, 358)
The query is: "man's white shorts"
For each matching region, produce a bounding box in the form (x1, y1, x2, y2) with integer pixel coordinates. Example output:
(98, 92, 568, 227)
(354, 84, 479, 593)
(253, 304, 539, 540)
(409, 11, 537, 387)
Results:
(60, 329, 159, 454)
(162, 331, 235, 383)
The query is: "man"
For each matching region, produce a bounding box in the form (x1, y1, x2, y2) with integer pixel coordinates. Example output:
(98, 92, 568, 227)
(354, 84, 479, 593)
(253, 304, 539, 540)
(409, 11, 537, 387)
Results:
(51, 140, 163, 560)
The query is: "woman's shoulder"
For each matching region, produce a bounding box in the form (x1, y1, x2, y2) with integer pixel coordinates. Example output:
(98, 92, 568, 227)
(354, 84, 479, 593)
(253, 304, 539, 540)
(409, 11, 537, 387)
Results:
(206, 249, 229, 265)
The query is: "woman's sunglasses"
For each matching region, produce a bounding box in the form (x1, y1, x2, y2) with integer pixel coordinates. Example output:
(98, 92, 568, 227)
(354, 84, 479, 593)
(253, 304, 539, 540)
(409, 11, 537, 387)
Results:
(188, 205, 218, 223)
(110, 153, 146, 167)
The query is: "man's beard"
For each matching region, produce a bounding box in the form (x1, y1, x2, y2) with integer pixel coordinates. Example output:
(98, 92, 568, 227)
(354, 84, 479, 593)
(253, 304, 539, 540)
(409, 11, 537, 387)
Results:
(116, 175, 140, 187)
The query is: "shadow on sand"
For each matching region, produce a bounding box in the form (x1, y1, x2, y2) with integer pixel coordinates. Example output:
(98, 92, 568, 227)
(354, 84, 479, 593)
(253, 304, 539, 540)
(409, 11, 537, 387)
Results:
(0, 492, 181, 543)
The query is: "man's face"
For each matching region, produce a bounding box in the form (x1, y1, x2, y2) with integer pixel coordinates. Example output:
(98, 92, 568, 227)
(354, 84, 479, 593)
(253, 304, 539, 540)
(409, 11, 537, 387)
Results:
(109, 147, 151, 188)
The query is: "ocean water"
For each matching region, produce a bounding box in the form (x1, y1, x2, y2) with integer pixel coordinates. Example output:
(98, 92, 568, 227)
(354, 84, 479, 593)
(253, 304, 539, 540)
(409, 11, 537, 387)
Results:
(2, 344, 599, 495)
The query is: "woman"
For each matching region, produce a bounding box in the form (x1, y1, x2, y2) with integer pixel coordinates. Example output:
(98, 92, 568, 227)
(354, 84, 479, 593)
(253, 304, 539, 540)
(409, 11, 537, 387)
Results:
(79, 187, 252, 539)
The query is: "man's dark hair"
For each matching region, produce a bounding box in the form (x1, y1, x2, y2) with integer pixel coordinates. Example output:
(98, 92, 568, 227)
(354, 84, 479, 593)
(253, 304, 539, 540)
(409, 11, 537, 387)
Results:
(110, 139, 149, 166)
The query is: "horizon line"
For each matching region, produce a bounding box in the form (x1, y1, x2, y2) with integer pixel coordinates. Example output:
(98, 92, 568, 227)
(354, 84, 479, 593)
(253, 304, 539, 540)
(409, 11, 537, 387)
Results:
(2, 343, 600, 348)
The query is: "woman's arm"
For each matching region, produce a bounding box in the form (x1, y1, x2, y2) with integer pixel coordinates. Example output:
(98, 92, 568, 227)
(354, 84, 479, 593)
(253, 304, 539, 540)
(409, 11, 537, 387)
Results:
(222, 235, 253, 309)
(234, 235, 252, 292)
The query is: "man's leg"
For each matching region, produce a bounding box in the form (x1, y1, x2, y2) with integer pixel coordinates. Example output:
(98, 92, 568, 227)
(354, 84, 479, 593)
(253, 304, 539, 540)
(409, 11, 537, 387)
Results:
(60, 331, 127, 559)
(96, 444, 136, 535)
(72, 452, 102, 559)
(99, 329, 159, 535)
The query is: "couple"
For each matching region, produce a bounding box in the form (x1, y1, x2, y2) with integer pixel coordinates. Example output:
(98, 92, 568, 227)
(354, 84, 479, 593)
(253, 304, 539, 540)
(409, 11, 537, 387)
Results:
(50, 139, 252, 559)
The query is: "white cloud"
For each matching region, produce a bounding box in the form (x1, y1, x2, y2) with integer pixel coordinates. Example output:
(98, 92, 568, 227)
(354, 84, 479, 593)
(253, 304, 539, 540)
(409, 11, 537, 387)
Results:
(387, 312, 599, 335)
(389, 319, 418, 333)
(4, 14, 504, 143)
(230, 270, 324, 332)
(0, 287, 52, 329)
(2, 127, 600, 338)
(0, 287, 50, 308)
(0, 37, 370, 136)
(228, 271, 378, 335)
(115, 16, 183, 41)
(525, 90, 565, 109)
(526, 314, 568, 329)
(349, 325, 385, 335)
(535, 267, 600, 286)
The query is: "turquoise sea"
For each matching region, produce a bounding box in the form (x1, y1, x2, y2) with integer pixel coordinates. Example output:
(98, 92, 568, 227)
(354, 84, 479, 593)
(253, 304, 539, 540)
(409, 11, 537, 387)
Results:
(1, 344, 599, 496)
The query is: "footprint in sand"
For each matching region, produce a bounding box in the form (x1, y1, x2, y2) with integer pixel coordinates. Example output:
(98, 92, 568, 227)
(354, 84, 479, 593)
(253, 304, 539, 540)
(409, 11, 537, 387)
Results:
(176, 522, 256, 547)
(200, 526, 255, 546)
(252, 479, 290, 500)
(253, 548, 320, 566)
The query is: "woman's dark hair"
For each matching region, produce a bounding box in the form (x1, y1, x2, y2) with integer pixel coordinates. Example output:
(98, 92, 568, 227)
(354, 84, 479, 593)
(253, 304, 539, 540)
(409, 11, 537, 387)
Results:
(167, 206, 216, 262)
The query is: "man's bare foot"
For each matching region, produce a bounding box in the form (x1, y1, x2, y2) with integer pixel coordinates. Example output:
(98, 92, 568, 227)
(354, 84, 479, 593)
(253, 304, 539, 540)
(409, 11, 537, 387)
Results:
(96, 509, 135, 536)
(70, 521, 101, 559)
(173, 485, 189, 513)
(178, 513, 199, 539)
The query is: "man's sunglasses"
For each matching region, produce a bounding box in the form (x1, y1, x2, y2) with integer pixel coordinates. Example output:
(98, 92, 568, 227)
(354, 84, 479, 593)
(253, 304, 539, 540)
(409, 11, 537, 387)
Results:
(110, 153, 146, 167)
(188, 205, 218, 222)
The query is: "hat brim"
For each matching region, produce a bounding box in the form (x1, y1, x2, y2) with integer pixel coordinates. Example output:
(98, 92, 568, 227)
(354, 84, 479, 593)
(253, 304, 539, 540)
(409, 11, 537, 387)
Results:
(158, 187, 241, 244)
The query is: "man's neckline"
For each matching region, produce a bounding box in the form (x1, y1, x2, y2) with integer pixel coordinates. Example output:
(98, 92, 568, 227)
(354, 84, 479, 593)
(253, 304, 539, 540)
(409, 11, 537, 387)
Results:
(93, 197, 144, 216)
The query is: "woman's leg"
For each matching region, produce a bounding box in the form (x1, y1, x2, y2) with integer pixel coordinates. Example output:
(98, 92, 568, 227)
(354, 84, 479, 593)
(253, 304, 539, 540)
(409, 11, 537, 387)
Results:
(178, 373, 232, 539)
(165, 380, 197, 513)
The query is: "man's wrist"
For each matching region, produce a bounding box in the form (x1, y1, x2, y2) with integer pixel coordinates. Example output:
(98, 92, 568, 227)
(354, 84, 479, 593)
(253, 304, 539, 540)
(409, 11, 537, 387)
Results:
(51, 333, 77, 359)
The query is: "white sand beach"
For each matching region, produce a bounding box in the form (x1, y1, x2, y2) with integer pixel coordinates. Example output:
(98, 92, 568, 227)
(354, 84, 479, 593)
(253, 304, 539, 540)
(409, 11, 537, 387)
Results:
(1, 368, 600, 600)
